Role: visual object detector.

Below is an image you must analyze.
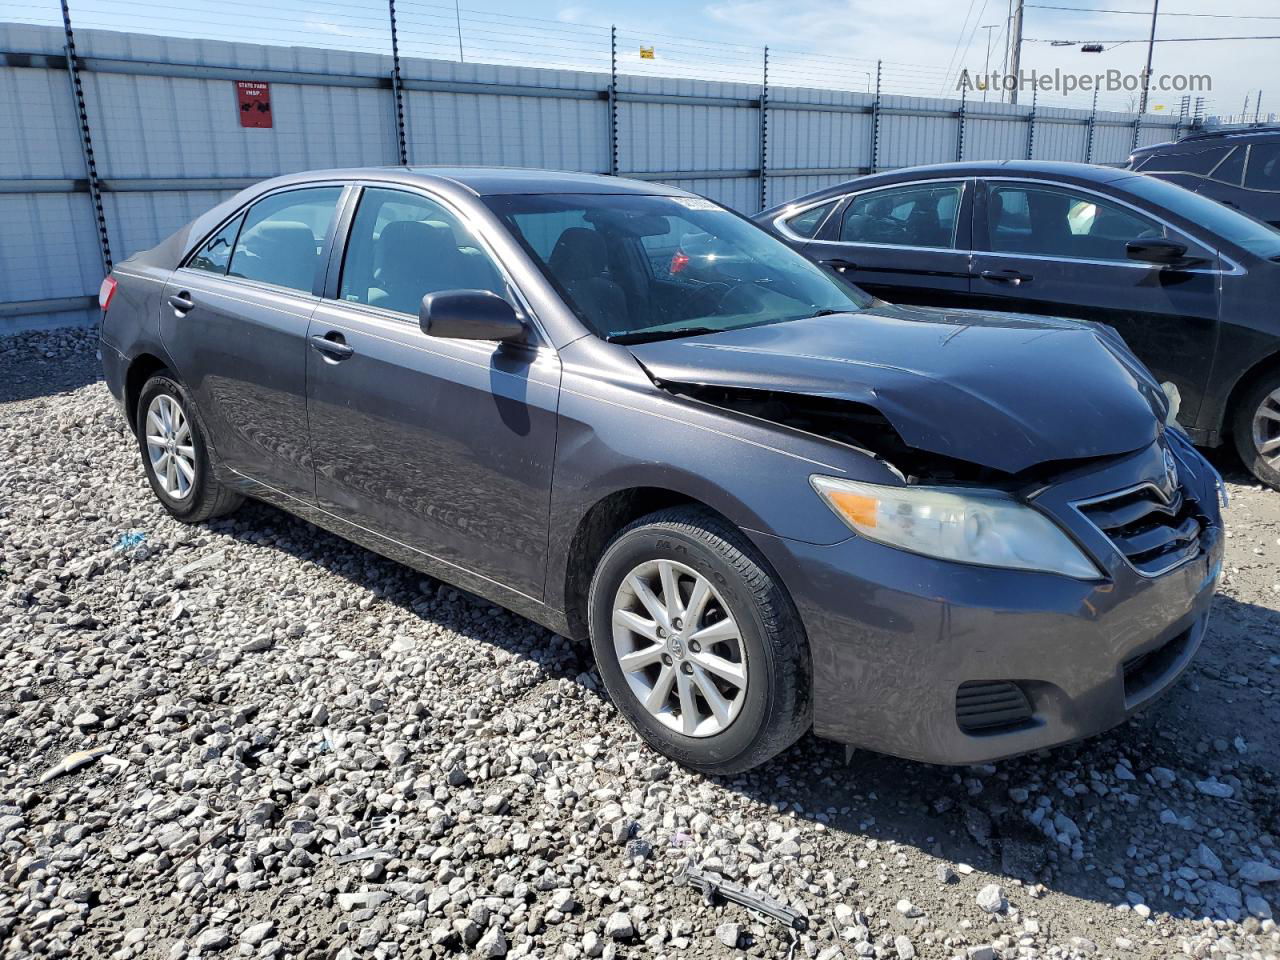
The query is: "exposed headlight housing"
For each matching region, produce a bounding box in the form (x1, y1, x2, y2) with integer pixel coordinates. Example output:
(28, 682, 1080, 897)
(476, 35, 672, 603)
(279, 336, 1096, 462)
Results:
(811, 476, 1101, 579)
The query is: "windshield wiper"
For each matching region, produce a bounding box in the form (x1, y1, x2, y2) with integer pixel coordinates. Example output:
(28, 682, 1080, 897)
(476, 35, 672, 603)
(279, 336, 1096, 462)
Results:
(606, 326, 722, 344)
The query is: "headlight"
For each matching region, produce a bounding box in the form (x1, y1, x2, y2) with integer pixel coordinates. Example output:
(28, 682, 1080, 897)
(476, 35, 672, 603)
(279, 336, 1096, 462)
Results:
(811, 476, 1101, 579)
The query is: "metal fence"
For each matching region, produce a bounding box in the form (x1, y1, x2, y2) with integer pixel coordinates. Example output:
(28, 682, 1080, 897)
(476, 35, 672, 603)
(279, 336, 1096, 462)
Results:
(0, 3, 1187, 331)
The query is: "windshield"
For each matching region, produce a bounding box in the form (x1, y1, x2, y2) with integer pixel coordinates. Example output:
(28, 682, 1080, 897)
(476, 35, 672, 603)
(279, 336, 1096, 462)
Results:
(484, 192, 873, 340)
(1123, 172, 1280, 259)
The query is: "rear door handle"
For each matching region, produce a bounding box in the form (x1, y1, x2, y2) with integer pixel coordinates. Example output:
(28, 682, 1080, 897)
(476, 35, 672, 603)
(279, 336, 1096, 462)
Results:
(168, 292, 194, 312)
(821, 258, 857, 272)
(310, 332, 354, 360)
(980, 269, 1032, 286)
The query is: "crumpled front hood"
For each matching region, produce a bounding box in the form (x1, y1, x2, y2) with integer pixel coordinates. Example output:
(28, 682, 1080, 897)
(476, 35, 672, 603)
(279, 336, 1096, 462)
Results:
(628, 302, 1164, 474)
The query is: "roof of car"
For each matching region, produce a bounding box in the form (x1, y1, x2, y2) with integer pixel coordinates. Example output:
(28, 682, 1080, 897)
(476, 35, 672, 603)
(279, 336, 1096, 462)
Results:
(256, 166, 689, 197)
(1133, 125, 1280, 154)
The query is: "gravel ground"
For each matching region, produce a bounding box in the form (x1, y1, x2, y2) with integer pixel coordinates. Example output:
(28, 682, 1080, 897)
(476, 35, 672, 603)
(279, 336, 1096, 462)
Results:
(2, 326, 1279, 960)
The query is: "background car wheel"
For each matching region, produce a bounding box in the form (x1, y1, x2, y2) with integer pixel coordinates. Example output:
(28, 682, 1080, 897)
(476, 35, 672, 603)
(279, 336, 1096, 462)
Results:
(1232, 372, 1280, 491)
(136, 373, 244, 522)
(588, 506, 811, 775)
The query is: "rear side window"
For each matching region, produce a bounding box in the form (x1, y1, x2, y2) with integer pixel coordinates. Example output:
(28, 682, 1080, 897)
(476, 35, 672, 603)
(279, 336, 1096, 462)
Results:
(1137, 146, 1230, 175)
(841, 184, 962, 248)
(1245, 143, 1280, 191)
(187, 213, 244, 275)
(338, 187, 506, 316)
(783, 200, 838, 239)
(1210, 146, 1245, 186)
(228, 187, 343, 293)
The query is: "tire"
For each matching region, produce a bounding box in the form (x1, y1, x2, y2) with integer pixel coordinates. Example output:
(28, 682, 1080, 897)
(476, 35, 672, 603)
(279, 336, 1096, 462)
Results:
(587, 506, 811, 775)
(1231, 371, 1280, 491)
(135, 373, 244, 523)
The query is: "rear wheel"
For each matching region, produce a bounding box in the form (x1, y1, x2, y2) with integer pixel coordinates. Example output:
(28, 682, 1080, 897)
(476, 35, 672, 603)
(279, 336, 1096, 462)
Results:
(136, 373, 243, 522)
(1232, 372, 1280, 491)
(588, 506, 811, 775)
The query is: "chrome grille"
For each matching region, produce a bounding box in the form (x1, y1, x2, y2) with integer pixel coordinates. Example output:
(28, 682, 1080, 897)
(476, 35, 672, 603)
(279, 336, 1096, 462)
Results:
(1076, 483, 1202, 577)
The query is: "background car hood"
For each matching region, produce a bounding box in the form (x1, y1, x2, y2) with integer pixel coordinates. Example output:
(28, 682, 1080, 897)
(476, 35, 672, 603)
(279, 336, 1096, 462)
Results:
(628, 303, 1162, 474)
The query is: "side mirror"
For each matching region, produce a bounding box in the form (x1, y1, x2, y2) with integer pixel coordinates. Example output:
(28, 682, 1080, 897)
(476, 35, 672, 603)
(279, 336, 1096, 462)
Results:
(419, 290, 526, 342)
(1126, 237, 1189, 265)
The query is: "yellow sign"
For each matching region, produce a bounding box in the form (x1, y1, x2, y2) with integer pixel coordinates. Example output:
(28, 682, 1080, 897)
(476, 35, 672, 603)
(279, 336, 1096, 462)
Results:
(640, 45, 655, 59)
(1152, 104, 1166, 111)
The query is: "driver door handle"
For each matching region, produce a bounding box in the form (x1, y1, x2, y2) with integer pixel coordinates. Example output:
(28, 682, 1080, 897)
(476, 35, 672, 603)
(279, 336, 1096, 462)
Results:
(980, 268, 1032, 286)
(310, 332, 354, 360)
(168, 292, 194, 313)
(821, 258, 856, 272)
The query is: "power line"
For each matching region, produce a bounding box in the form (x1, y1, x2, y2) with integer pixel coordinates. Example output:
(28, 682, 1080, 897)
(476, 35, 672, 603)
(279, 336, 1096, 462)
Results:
(1026, 4, 1280, 19)
(1026, 34, 1280, 43)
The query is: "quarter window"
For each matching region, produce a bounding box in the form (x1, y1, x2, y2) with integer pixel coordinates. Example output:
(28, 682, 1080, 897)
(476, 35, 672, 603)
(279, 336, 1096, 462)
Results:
(1245, 143, 1280, 191)
(1210, 146, 1245, 186)
(783, 200, 838, 239)
(339, 187, 506, 316)
(227, 187, 343, 293)
(187, 212, 244, 275)
(840, 184, 962, 248)
(987, 184, 1165, 261)
(1136, 146, 1231, 176)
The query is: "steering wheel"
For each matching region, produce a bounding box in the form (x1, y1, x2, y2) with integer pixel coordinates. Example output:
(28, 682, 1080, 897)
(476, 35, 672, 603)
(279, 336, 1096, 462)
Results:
(690, 279, 752, 315)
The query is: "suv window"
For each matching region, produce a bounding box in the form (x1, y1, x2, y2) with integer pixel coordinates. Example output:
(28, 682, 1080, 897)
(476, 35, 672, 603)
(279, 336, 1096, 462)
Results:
(840, 184, 962, 248)
(1137, 145, 1231, 176)
(1210, 146, 1245, 186)
(1245, 143, 1280, 191)
(187, 212, 245, 275)
(783, 200, 838, 239)
(988, 184, 1164, 261)
(227, 187, 342, 293)
(339, 187, 506, 316)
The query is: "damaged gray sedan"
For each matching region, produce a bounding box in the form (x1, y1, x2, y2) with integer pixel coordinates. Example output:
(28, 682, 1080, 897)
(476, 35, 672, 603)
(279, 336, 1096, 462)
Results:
(99, 167, 1225, 773)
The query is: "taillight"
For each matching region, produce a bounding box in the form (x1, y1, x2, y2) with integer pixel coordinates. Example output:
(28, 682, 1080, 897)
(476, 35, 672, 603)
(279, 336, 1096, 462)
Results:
(669, 251, 690, 275)
(98, 275, 118, 312)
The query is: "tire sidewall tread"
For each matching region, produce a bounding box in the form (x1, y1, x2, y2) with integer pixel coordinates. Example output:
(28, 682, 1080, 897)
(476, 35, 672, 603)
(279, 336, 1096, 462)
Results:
(1232, 373, 1280, 491)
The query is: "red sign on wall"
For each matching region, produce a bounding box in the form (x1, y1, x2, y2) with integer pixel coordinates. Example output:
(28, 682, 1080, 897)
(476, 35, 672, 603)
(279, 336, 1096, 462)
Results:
(235, 81, 272, 128)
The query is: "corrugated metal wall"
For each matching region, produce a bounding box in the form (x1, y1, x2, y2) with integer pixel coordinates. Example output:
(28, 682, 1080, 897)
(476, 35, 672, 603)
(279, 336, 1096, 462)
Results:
(0, 22, 1182, 331)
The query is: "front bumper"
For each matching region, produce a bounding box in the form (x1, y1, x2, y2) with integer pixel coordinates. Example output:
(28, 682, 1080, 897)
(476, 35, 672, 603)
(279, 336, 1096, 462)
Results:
(749, 437, 1224, 765)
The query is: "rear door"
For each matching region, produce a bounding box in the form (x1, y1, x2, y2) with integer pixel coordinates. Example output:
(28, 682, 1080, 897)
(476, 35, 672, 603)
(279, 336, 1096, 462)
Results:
(970, 177, 1221, 427)
(160, 184, 347, 501)
(800, 179, 974, 307)
(305, 184, 560, 600)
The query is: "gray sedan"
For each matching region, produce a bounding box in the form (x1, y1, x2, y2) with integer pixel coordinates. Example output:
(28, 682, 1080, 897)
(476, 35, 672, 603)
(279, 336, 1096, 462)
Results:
(99, 167, 1224, 772)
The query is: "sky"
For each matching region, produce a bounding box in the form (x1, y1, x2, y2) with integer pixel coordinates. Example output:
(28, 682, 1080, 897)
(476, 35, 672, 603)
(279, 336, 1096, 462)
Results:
(9, 0, 1278, 120)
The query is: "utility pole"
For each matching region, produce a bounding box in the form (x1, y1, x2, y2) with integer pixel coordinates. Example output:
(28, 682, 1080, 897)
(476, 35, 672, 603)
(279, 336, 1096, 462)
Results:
(981, 25, 999, 102)
(1138, 0, 1159, 115)
(1256, 90, 1263, 124)
(1009, 0, 1024, 105)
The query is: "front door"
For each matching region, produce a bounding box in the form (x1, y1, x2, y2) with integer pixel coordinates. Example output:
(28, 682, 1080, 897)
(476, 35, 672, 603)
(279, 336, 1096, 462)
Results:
(969, 178, 1221, 428)
(160, 184, 346, 500)
(305, 185, 560, 600)
(802, 179, 974, 307)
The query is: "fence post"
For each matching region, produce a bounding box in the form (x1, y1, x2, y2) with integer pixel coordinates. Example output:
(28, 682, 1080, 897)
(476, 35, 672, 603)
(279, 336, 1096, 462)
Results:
(60, 0, 111, 276)
(1025, 87, 1037, 161)
(758, 46, 769, 211)
(1132, 109, 1142, 153)
(1085, 90, 1097, 163)
(956, 86, 966, 162)
(387, 0, 409, 164)
(871, 60, 882, 173)
(608, 26, 618, 176)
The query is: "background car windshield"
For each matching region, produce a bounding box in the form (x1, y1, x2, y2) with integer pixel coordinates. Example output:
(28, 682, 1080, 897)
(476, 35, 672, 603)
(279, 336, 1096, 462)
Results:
(1125, 172, 1280, 259)
(486, 193, 872, 339)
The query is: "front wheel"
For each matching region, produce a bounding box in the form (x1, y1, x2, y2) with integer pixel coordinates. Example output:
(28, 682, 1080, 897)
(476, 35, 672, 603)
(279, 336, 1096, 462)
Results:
(1232, 372, 1280, 491)
(136, 373, 244, 523)
(587, 507, 811, 775)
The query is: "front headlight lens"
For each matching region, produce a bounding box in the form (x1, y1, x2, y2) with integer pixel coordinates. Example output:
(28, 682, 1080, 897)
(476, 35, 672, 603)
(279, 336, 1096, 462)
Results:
(811, 476, 1101, 579)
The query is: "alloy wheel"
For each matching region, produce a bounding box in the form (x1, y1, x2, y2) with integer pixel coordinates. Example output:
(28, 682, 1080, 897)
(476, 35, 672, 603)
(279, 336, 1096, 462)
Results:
(1253, 387, 1280, 468)
(611, 559, 748, 737)
(145, 393, 196, 501)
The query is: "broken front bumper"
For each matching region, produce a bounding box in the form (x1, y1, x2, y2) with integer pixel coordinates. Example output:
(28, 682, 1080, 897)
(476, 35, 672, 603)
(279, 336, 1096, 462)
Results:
(747, 439, 1224, 765)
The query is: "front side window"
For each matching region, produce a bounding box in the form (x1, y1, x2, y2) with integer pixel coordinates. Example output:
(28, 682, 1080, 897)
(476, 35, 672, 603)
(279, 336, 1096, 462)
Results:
(987, 184, 1164, 261)
(338, 187, 506, 316)
(486, 192, 873, 342)
(228, 187, 343, 293)
(187, 213, 244, 275)
(1245, 143, 1280, 191)
(782, 200, 838, 239)
(840, 183, 962, 248)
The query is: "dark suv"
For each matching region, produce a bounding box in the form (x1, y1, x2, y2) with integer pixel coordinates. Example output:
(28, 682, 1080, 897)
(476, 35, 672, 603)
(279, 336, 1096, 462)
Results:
(1129, 126, 1280, 227)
